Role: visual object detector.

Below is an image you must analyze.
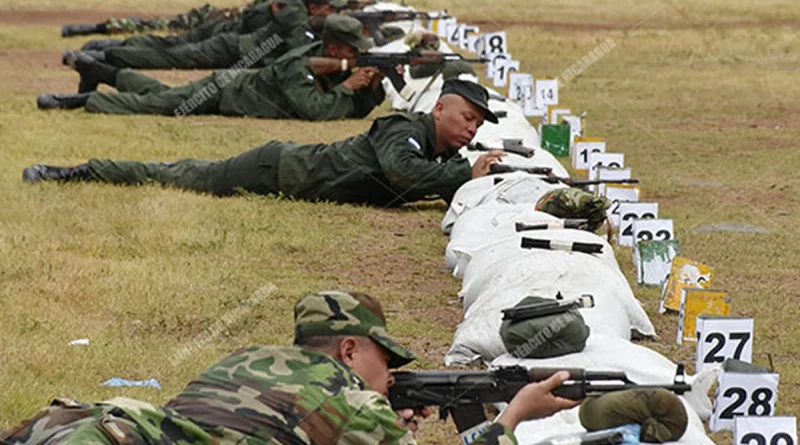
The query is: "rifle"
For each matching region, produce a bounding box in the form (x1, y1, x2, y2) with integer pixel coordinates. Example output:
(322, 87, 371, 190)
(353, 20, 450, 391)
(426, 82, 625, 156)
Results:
(467, 139, 535, 158)
(488, 164, 552, 176)
(515, 219, 589, 231)
(347, 10, 451, 46)
(389, 365, 691, 432)
(338, 0, 378, 11)
(501, 294, 595, 321)
(487, 164, 639, 189)
(309, 51, 489, 102)
(520, 237, 604, 254)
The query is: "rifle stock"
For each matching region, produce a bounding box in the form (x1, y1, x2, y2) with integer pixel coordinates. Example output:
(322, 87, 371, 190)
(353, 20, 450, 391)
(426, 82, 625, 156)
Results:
(388, 365, 690, 432)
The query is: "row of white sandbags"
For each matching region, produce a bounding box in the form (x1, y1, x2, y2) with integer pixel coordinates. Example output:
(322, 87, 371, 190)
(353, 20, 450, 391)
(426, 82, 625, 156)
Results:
(370, 4, 716, 444)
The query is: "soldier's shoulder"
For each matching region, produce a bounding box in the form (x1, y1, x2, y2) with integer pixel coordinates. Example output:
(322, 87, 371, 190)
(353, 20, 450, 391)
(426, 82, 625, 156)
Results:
(373, 111, 428, 128)
(274, 41, 322, 65)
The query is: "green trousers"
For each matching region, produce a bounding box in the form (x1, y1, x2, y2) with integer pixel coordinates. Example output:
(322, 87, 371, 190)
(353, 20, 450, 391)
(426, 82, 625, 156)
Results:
(106, 31, 241, 69)
(87, 142, 283, 197)
(122, 18, 239, 49)
(85, 69, 223, 116)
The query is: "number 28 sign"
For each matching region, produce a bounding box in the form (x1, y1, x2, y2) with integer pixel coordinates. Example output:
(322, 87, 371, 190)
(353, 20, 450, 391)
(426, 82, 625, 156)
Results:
(711, 371, 780, 432)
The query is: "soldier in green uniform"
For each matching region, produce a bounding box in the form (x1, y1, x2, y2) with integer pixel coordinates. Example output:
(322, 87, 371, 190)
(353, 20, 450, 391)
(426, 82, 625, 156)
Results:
(66, 0, 316, 70)
(0, 290, 578, 445)
(36, 15, 386, 120)
(71, 0, 344, 71)
(26, 80, 507, 207)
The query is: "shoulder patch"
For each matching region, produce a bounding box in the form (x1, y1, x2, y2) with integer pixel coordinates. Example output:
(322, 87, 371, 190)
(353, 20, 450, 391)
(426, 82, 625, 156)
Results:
(408, 137, 422, 150)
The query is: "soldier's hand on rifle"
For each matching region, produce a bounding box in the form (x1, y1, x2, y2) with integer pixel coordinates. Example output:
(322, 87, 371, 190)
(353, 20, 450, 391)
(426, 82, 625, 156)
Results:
(394, 407, 432, 437)
(343, 67, 380, 91)
(472, 151, 507, 178)
(497, 371, 581, 431)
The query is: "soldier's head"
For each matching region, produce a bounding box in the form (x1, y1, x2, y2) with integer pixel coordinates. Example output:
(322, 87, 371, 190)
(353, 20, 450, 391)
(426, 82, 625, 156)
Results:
(305, 0, 346, 17)
(322, 14, 372, 59)
(433, 79, 499, 151)
(293, 291, 415, 396)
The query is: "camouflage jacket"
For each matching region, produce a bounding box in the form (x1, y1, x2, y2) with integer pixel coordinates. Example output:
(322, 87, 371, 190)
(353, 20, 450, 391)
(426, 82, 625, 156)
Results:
(277, 112, 473, 206)
(0, 346, 517, 445)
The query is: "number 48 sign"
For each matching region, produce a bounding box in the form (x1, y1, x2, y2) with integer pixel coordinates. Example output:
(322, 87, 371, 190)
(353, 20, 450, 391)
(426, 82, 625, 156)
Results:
(711, 372, 781, 432)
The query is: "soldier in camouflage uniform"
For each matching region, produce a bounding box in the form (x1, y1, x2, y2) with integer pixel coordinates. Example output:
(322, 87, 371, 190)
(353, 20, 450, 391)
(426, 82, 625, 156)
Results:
(0, 291, 578, 444)
(36, 16, 385, 120)
(63, 0, 318, 71)
(61, 3, 235, 37)
(26, 80, 506, 207)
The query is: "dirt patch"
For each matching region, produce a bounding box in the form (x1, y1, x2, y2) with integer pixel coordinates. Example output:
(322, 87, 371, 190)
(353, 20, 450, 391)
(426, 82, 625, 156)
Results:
(0, 8, 178, 27)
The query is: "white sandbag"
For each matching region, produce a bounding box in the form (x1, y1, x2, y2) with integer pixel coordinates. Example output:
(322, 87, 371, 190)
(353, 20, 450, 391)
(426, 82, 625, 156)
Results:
(447, 206, 619, 275)
(490, 335, 720, 444)
(441, 173, 566, 234)
(456, 246, 655, 337)
(445, 285, 633, 366)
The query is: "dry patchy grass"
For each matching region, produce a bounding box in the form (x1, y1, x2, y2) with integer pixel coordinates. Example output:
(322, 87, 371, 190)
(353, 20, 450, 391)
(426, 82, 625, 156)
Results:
(1, 1, 799, 444)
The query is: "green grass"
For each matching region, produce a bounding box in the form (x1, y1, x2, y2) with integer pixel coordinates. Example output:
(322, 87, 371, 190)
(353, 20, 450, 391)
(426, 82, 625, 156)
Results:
(1, 1, 800, 443)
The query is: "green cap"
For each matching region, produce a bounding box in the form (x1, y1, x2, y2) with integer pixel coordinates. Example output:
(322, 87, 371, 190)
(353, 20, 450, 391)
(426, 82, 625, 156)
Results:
(322, 15, 373, 52)
(439, 79, 499, 124)
(294, 291, 415, 368)
(535, 188, 610, 231)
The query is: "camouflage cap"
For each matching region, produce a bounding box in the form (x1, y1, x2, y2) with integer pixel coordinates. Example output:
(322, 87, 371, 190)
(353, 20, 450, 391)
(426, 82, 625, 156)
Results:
(306, 0, 347, 8)
(323, 15, 372, 51)
(294, 291, 415, 368)
(535, 188, 610, 231)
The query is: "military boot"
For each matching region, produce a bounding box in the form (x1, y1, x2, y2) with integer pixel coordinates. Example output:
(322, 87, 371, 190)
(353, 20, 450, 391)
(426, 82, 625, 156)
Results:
(61, 23, 108, 37)
(81, 38, 124, 52)
(62, 50, 105, 67)
(22, 164, 97, 183)
(64, 51, 119, 92)
(36, 93, 91, 110)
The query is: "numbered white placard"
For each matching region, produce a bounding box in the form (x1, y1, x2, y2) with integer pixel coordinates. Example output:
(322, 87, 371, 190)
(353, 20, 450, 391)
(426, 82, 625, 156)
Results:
(534, 78, 558, 108)
(482, 31, 508, 57)
(587, 152, 624, 193)
(493, 59, 520, 87)
(697, 317, 755, 370)
(711, 372, 780, 432)
(735, 416, 797, 445)
(459, 26, 479, 50)
(447, 21, 461, 44)
(588, 153, 624, 179)
(571, 139, 606, 171)
(436, 17, 457, 38)
(467, 34, 482, 54)
(633, 218, 674, 244)
(486, 52, 510, 80)
(617, 202, 658, 247)
(508, 73, 536, 116)
(605, 185, 640, 227)
(596, 166, 632, 197)
(562, 115, 583, 148)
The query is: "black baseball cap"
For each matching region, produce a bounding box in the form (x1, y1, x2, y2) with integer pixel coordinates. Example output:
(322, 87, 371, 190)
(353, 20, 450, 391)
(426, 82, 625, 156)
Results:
(439, 79, 499, 124)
